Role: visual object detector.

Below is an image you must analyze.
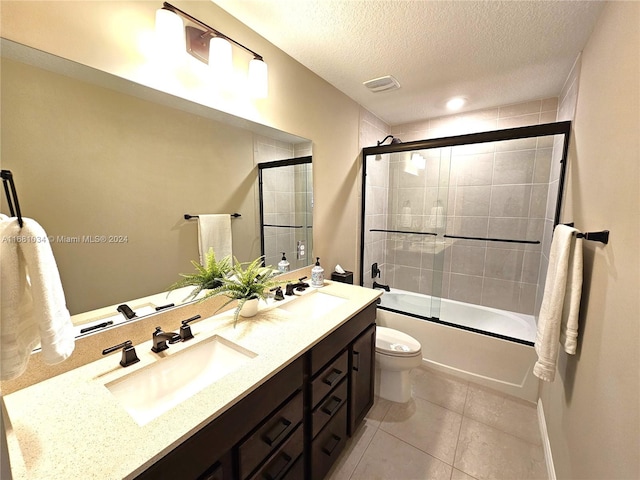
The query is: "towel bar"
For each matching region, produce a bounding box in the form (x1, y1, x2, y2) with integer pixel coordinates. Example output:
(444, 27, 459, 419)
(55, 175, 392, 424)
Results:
(1, 170, 23, 228)
(563, 223, 609, 244)
(184, 213, 241, 220)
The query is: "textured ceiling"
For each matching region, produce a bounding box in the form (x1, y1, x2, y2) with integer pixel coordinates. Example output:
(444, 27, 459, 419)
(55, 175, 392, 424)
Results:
(211, 0, 605, 126)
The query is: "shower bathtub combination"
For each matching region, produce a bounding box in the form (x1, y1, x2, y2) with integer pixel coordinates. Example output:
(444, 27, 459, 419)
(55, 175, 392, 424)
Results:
(361, 123, 571, 401)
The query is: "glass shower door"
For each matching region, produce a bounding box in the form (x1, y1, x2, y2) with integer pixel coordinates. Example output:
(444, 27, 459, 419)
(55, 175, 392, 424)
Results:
(362, 146, 451, 319)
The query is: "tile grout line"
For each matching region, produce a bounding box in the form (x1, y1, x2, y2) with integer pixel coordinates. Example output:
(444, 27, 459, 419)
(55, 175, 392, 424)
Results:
(345, 400, 390, 479)
(449, 383, 471, 479)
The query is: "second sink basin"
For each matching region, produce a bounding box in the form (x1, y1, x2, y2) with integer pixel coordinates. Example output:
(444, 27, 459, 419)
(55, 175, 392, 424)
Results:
(106, 335, 257, 426)
(276, 290, 348, 320)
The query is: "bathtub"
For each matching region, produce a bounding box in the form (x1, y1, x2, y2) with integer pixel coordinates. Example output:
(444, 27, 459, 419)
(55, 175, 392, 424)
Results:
(376, 289, 539, 402)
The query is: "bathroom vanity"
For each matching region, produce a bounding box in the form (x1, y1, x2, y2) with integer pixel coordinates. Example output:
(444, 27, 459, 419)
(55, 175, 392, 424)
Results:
(2, 281, 381, 480)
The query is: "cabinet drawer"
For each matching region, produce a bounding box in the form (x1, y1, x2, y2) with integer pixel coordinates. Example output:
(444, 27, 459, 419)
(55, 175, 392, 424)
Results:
(248, 424, 304, 480)
(311, 403, 348, 480)
(311, 350, 348, 409)
(312, 378, 348, 439)
(239, 391, 303, 480)
(281, 453, 304, 480)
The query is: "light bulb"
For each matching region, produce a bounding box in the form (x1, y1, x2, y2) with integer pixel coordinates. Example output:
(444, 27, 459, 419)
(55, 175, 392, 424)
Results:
(209, 36, 232, 77)
(248, 57, 268, 98)
(155, 8, 185, 58)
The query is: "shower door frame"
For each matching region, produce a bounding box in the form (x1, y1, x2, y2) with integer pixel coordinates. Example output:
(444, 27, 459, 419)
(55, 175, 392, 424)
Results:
(359, 121, 571, 342)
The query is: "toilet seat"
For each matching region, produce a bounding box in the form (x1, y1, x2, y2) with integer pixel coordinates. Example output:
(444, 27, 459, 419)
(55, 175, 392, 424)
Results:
(376, 326, 421, 357)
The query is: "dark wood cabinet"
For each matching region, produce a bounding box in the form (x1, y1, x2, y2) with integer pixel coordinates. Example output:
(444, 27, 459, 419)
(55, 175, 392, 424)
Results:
(349, 324, 376, 435)
(135, 301, 377, 480)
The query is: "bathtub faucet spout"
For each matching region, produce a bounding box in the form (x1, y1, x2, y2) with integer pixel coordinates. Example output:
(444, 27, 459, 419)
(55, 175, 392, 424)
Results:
(373, 281, 390, 292)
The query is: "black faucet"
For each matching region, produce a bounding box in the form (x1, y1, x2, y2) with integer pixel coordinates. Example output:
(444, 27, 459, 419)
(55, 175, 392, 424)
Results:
(285, 277, 310, 296)
(270, 286, 285, 301)
(179, 315, 201, 341)
(373, 281, 390, 292)
(151, 326, 181, 353)
(102, 340, 140, 368)
(117, 304, 137, 320)
(372, 262, 381, 279)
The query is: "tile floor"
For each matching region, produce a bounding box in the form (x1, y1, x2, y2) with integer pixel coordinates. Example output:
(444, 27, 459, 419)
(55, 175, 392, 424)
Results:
(326, 366, 547, 480)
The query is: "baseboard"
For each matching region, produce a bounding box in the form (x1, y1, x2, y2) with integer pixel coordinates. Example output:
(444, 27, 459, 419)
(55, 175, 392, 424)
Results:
(537, 399, 556, 480)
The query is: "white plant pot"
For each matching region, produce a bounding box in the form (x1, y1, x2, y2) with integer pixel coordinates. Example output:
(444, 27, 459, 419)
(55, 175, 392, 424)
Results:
(239, 298, 259, 317)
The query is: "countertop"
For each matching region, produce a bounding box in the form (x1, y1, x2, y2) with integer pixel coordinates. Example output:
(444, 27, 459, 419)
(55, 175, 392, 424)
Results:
(3, 281, 380, 480)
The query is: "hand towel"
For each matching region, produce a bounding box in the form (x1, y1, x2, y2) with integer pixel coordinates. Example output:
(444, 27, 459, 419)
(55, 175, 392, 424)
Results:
(197, 214, 232, 265)
(533, 224, 583, 382)
(1, 216, 75, 380)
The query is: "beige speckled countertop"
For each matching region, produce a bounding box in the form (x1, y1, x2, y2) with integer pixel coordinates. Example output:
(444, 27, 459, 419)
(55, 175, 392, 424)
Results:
(3, 281, 380, 480)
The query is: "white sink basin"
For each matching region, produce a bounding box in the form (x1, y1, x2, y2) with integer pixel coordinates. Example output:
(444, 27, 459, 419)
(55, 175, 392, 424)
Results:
(276, 291, 348, 320)
(105, 335, 257, 426)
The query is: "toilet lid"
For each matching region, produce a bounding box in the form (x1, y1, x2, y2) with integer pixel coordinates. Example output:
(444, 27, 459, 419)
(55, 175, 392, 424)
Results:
(375, 326, 421, 356)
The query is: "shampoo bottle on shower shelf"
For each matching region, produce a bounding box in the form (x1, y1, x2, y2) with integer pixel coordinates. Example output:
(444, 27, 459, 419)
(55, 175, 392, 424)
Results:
(311, 257, 324, 287)
(278, 252, 290, 273)
(429, 201, 445, 228)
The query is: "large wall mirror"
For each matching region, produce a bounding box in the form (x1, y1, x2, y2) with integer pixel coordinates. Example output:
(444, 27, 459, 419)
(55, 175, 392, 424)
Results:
(0, 39, 313, 337)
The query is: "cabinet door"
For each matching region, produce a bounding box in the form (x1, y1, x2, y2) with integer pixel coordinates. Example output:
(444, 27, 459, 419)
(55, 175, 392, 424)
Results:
(350, 324, 376, 434)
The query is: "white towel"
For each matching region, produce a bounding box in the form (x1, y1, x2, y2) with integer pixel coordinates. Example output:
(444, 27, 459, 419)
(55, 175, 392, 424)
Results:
(534, 224, 583, 382)
(0, 216, 75, 380)
(197, 214, 232, 265)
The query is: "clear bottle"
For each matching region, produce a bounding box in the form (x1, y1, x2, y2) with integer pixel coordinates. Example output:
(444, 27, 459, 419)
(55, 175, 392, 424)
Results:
(278, 252, 290, 273)
(311, 257, 324, 287)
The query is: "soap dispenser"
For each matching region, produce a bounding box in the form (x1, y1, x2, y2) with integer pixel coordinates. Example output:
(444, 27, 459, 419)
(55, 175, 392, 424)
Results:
(311, 257, 324, 288)
(278, 252, 290, 273)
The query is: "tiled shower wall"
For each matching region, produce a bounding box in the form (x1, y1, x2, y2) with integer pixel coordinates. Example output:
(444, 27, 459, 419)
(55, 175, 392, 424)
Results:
(360, 108, 391, 284)
(536, 57, 582, 317)
(364, 98, 561, 315)
(383, 135, 557, 314)
(254, 135, 313, 270)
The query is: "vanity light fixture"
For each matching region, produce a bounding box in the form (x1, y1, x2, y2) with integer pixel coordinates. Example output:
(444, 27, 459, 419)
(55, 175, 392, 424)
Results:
(156, 2, 268, 97)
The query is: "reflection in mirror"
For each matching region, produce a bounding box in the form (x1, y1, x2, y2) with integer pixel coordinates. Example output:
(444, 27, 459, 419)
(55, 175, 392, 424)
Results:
(258, 157, 313, 270)
(0, 39, 312, 336)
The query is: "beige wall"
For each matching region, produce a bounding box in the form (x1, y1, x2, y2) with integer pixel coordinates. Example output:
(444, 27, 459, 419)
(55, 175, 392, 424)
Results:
(540, 2, 640, 479)
(2, 57, 263, 314)
(0, 0, 362, 289)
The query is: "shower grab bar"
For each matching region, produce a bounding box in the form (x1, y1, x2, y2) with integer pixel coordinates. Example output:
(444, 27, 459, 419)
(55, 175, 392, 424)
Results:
(563, 223, 609, 244)
(443, 234, 540, 245)
(184, 213, 241, 220)
(369, 229, 437, 236)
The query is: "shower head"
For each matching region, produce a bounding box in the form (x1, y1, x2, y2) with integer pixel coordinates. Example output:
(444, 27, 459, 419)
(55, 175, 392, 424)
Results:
(374, 135, 402, 160)
(377, 135, 402, 146)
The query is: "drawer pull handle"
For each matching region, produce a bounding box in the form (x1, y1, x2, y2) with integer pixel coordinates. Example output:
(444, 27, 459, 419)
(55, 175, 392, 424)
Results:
(323, 368, 342, 387)
(322, 434, 342, 456)
(263, 418, 292, 447)
(263, 452, 292, 480)
(353, 350, 360, 371)
(321, 396, 342, 416)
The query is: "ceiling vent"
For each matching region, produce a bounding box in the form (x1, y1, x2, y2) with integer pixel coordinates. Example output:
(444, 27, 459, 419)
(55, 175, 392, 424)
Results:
(363, 75, 400, 93)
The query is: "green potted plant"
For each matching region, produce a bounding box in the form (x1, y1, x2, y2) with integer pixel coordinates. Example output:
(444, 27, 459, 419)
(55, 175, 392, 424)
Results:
(205, 256, 283, 326)
(168, 248, 232, 302)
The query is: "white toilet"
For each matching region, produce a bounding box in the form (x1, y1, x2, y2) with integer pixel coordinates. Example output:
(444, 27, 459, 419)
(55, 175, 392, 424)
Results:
(375, 326, 422, 403)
